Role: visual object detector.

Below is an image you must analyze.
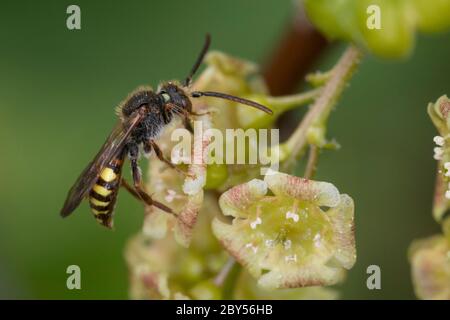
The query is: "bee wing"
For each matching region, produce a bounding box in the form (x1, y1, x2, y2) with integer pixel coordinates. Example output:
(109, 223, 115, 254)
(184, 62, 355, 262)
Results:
(60, 111, 144, 217)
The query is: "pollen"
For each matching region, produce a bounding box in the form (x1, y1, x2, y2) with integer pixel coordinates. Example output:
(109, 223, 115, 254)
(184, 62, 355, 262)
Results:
(445, 190, 450, 200)
(245, 243, 258, 253)
(286, 211, 299, 222)
(285, 254, 297, 263)
(434, 136, 445, 146)
(165, 189, 177, 203)
(313, 233, 322, 248)
(434, 147, 444, 160)
(250, 217, 262, 229)
(283, 239, 292, 250)
(265, 239, 275, 248)
(444, 162, 450, 177)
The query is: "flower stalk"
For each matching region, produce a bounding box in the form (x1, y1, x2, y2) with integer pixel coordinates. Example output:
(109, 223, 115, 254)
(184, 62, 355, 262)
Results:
(304, 145, 319, 179)
(281, 45, 362, 171)
(125, 46, 361, 299)
(213, 258, 241, 299)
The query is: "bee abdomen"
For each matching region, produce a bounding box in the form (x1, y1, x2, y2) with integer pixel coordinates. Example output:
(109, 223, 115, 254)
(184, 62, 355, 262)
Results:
(89, 157, 123, 228)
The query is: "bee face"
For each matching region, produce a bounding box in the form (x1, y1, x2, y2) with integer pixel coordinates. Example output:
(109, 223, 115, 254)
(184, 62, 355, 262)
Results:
(158, 82, 192, 113)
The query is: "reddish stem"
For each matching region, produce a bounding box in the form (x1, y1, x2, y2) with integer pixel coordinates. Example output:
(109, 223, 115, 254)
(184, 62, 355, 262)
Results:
(263, 8, 329, 96)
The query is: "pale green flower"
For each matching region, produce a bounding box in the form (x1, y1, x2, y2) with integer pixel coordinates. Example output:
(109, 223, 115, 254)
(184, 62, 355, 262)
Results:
(126, 194, 227, 299)
(193, 52, 319, 191)
(212, 171, 356, 289)
(142, 112, 212, 247)
(409, 235, 450, 300)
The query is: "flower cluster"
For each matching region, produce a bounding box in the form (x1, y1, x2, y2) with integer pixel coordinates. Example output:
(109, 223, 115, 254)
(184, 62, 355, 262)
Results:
(125, 48, 359, 299)
(409, 95, 450, 300)
(126, 194, 227, 299)
(427, 95, 450, 226)
(409, 235, 450, 300)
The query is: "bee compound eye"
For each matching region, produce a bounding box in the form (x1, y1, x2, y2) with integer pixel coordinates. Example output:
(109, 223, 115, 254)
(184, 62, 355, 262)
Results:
(161, 92, 171, 103)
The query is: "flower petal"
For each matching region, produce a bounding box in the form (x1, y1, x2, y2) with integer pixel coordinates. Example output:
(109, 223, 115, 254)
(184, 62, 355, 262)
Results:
(234, 270, 339, 300)
(264, 171, 340, 207)
(218, 179, 268, 218)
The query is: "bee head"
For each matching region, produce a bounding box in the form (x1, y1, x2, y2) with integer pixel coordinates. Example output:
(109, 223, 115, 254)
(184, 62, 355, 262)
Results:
(155, 35, 271, 118)
(158, 82, 192, 114)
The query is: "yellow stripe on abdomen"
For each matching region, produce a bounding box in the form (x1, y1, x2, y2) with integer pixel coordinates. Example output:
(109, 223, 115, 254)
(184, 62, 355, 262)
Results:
(93, 184, 112, 197)
(89, 159, 123, 227)
(90, 197, 109, 207)
(100, 167, 117, 182)
(92, 208, 109, 215)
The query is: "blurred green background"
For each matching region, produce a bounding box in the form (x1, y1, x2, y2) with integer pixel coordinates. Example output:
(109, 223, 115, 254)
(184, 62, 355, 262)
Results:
(0, 0, 449, 299)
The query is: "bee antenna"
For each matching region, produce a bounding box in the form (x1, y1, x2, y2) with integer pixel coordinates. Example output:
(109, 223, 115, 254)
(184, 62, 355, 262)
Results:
(184, 33, 211, 87)
(191, 91, 273, 114)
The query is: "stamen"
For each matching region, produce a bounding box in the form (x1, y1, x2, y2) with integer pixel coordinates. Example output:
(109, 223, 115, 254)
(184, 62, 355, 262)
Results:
(313, 233, 322, 248)
(445, 190, 450, 200)
(285, 254, 297, 262)
(250, 217, 262, 229)
(434, 147, 444, 160)
(434, 136, 445, 146)
(245, 243, 258, 253)
(283, 239, 292, 250)
(265, 239, 275, 248)
(286, 211, 299, 222)
(164, 189, 177, 203)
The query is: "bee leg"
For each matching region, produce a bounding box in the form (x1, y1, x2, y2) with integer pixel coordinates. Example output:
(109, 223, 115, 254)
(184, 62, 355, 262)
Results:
(179, 108, 194, 133)
(150, 140, 193, 178)
(189, 111, 212, 116)
(184, 117, 194, 133)
(121, 178, 175, 215)
(127, 144, 175, 215)
(181, 105, 211, 118)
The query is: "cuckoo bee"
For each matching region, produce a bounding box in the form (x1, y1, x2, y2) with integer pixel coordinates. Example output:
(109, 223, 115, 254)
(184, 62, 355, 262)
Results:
(60, 34, 273, 228)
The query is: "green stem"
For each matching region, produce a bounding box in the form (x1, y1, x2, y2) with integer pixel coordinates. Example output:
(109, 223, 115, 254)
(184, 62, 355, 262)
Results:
(264, 88, 322, 114)
(306, 70, 333, 87)
(214, 257, 242, 299)
(304, 145, 319, 179)
(281, 45, 362, 171)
